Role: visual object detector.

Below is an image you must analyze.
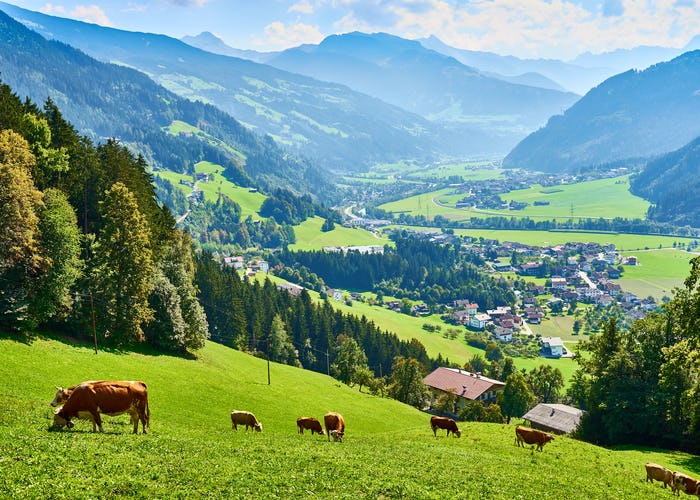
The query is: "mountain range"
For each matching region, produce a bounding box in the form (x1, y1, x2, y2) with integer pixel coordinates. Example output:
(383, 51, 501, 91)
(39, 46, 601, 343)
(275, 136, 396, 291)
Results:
(502, 50, 700, 173)
(0, 2, 583, 164)
(0, 9, 331, 199)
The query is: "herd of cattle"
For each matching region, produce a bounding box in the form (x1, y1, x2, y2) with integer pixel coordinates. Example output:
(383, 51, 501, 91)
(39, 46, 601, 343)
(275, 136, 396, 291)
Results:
(646, 462, 700, 497)
(49, 380, 699, 494)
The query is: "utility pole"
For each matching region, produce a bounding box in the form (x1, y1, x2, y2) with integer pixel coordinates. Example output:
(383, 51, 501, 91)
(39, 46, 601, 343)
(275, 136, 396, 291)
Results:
(90, 289, 97, 355)
(267, 338, 271, 385)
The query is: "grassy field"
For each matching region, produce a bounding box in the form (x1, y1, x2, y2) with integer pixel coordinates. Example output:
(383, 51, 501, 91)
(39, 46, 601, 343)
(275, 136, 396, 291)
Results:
(289, 217, 390, 251)
(155, 161, 266, 219)
(380, 176, 651, 222)
(618, 249, 696, 300)
(1, 335, 697, 499)
(259, 273, 577, 381)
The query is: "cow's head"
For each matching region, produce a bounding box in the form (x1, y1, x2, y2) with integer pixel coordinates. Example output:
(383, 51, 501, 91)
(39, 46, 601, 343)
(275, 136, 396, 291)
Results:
(50, 386, 69, 407)
(545, 434, 554, 443)
(330, 430, 344, 442)
(454, 429, 462, 438)
(254, 422, 263, 432)
(51, 406, 74, 430)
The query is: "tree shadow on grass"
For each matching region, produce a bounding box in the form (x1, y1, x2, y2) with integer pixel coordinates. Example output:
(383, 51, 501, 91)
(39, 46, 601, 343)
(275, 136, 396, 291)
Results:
(0, 327, 198, 360)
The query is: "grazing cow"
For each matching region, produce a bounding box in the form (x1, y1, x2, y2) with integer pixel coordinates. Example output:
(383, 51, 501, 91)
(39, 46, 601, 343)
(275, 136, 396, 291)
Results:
(672, 472, 700, 497)
(645, 462, 674, 489)
(430, 416, 461, 438)
(297, 417, 324, 435)
(52, 380, 149, 434)
(231, 410, 262, 432)
(324, 412, 345, 442)
(514, 425, 554, 452)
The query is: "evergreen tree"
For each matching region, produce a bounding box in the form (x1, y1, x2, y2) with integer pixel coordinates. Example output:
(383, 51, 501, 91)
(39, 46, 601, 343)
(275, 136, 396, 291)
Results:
(93, 182, 154, 344)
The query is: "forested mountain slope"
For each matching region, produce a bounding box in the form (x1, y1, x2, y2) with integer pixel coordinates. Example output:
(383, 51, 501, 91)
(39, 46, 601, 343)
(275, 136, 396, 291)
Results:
(631, 136, 700, 227)
(503, 51, 700, 173)
(0, 2, 440, 172)
(0, 9, 331, 199)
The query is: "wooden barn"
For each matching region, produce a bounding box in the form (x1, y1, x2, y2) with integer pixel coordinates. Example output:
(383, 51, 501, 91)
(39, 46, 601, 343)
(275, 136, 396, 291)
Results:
(522, 403, 584, 435)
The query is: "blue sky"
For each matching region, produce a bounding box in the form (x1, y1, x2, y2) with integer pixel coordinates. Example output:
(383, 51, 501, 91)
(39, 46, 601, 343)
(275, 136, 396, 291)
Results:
(6, 0, 700, 60)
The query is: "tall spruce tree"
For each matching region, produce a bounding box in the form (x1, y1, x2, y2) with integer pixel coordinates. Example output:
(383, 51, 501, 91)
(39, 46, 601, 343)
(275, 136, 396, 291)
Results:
(93, 182, 154, 344)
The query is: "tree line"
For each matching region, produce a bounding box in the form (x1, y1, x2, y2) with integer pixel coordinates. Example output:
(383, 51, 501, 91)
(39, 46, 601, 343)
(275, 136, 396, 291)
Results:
(274, 232, 515, 308)
(194, 253, 434, 381)
(0, 82, 208, 352)
(566, 260, 700, 452)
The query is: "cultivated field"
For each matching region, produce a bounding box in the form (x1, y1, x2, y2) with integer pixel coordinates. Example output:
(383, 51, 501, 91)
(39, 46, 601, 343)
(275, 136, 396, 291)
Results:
(289, 217, 389, 251)
(618, 249, 696, 300)
(380, 176, 652, 222)
(1, 336, 695, 499)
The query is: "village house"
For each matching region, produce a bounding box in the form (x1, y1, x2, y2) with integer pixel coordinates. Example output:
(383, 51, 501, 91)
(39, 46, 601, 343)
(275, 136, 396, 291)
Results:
(522, 403, 584, 435)
(277, 282, 304, 297)
(222, 256, 245, 270)
(326, 289, 343, 301)
(541, 337, 565, 358)
(423, 367, 505, 412)
(550, 277, 567, 290)
(470, 313, 491, 330)
(454, 300, 479, 314)
(450, 309, 471, 325)
(492, 325, 514, 342)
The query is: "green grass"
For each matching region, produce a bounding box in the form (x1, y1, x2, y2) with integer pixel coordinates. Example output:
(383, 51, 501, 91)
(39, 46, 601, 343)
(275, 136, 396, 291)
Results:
(1, 335, 697, 499)
(155, 161, 266, 219)
(289, 217, 390, 251)
(380, 176, 651, 222)
(618, 249, 696, 300)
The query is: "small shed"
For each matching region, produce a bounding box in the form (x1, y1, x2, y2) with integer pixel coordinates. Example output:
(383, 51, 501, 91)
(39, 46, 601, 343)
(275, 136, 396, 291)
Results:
(522, 403, 584, 435)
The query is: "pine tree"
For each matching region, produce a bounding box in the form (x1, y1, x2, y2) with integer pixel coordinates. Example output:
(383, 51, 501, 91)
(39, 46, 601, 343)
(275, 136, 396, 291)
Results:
(93, 182, 154, 344)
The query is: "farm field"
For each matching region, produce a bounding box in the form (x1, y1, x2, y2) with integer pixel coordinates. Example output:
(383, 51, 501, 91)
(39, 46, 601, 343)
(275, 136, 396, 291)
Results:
(155, 161, 266, 218)
(380, 176, 651, 222)
(390, 225, 697, 251)
(618, 249, 696, 300)
(289, 217, 389, 251)
(1, 335, 696, 499)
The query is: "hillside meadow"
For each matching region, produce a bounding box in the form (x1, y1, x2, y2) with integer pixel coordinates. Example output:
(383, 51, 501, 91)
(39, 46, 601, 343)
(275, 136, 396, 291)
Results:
(1, 335, 697, 499)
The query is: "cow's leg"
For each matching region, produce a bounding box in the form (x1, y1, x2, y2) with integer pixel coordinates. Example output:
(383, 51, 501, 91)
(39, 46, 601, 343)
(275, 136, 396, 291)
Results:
(90, 410, 103, 433)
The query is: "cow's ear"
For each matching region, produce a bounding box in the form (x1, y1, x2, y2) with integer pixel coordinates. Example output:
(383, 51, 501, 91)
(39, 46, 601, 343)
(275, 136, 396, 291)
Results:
(55, 386, 61, 391)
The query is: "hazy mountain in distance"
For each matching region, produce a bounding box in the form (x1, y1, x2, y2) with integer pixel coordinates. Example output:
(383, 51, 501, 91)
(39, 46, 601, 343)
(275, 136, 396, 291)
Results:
(419, 35, 614, 95)
(571, 39, 700, 74)
(266, 31, 579, 153)
(0, 1, 442, 171)
(181, 31, 272, 63)
(502, 51, 700, 173)
(0, 8, 334, 198)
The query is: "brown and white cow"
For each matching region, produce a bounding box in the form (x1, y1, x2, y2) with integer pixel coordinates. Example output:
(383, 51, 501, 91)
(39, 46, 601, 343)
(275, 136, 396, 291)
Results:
(672, 472, 700, 497)
(297, 417, 324, 435)
(430, 416, 461, 438)
(645, 462, 674, 489)
(324, 412, 345, 442)
(231, 410, 262, 432)
(52, 380, 149, 434)
(514, 425, 553, 452)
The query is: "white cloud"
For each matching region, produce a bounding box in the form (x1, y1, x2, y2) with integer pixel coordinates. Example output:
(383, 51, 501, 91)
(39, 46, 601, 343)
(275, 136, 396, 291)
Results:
(39, 3, 66, 15)
(329, 0, 700, 59)
(254, 21, 324, 49)
(289, 0, 315, 15)
(70, 5, 112, 26)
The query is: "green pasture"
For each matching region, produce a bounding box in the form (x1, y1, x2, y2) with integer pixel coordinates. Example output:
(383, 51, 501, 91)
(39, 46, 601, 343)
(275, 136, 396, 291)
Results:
(288, 217, 390, 251)
(155, 161, 266, 218)
(1, 336, 696, 499)
(261, 273, 577, 381)
(164, 120, 246, 160)
(618, 249, 696, 300)
(381, 176, 651, 222)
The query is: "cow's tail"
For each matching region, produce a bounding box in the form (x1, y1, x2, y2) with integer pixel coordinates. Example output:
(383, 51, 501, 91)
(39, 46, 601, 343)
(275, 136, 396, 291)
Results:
(145, 399, 150, 430)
